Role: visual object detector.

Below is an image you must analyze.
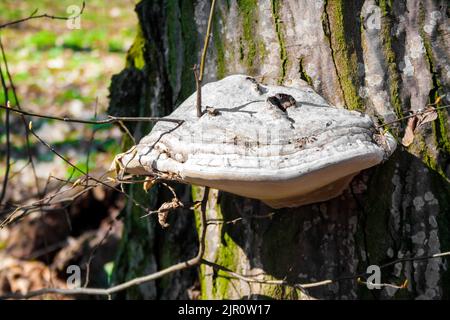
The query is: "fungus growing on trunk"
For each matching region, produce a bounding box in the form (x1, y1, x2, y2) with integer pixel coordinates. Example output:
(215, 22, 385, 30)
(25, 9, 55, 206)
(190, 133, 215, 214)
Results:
(113, 75, 396, 208)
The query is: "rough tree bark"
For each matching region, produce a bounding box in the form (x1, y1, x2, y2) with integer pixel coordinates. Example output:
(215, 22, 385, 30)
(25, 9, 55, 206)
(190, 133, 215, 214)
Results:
(108, 0, 450, 299)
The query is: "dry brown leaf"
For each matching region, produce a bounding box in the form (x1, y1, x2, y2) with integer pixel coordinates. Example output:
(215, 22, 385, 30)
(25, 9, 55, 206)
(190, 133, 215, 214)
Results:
(401, 117, 417, 147)
(416, 106, 438, 129)
(0, 257, 69, 299)
(143, 176, 157, 192)
(158, 211, 170, 228)
(401, 106, 438, 147)
(157, 198, 183, 228)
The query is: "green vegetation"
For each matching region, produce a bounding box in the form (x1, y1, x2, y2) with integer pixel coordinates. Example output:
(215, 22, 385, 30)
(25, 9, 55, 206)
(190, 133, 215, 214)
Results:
(0, 0, 135, 185)
(213, 11, 226, 79)
(298, 57, 313, 86)
(237, 0, 260, 72)
(378, 0, 403, 118)
(322, 0, 363, 111)
(272, 0, 287, 84)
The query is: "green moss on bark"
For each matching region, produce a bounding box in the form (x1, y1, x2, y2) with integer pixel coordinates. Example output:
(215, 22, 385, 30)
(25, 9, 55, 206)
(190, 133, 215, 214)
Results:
(192, 187, 241, 299)
(212, 232, 239, 298)
(178, 0, 198, 103)
(237, 0, 260, 72)
(323, 0, 363, 111)
(213, 11, 226, 79)
(166, 0, 180, 91)
(271, 0, 287, 84)
(299, 57, 313, 86)
(191, 186, 207, 299)
(378, 0, 403, 118)
(418, 3, 450, 165)
(126, 26, 146, 70)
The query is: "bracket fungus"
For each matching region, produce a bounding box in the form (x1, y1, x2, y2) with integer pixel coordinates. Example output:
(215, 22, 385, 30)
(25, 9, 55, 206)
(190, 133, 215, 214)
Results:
(114, 75, 396, 208)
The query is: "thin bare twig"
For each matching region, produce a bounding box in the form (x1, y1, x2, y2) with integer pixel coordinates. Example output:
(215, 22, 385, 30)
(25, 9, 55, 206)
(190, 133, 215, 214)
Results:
(1, 258, 196, 299)
(85, 97, 99, 175)
(0, 184, 95, 228)
(0, 125, 153, 228)
(0, 38, 52, 288)
(200, 259, 321, 289)
(203, 250, 450, 293)
(199, 0, 216, 82)
(5, 144, 443, 295)
(357, 279, 408, 290)
(84, 221, 115, 288)
(0, 104, 183, 124)
(194, 0, 216, 117)
(207, 211, 276, 226)
(376, 103, 450, 129)
(193, 65, 202, 117)
(6, 247, 446, 299)
(0, 1, 86, 29)
(0, 63, 10, 204)
(0, 187, 210, 299)
(0, 35, 41, 200)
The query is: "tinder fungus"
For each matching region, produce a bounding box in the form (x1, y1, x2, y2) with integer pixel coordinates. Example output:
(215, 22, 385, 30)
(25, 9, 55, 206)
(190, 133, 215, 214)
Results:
(115, 75, 396, 208)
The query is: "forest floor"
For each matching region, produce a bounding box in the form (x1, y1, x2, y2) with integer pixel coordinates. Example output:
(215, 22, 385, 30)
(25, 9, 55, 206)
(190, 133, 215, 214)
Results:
(0, 0, 135, 298)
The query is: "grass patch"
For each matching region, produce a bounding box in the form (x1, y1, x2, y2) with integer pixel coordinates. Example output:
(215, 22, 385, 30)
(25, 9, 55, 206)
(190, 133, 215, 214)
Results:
(25, 30, 57, 50)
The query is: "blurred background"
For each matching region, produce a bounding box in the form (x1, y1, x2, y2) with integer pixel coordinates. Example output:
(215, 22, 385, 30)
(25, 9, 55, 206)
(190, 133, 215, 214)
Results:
(0, 0, 136, 298)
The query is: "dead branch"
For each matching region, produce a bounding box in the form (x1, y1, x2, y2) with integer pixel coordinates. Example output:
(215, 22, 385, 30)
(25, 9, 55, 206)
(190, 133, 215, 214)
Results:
(0, 1, 86, 29)
(0, 104, 183, 124)
(357, 278, 408, 290)
(375, 102, 450, 129)
(199, 0, 216, 82)
(0, 69, 10, 205)
(0, 125, 154, 228)
(193, 65, 202, 117)
(0, 35, 40, 201)
(5, 247, 447, 299)
(194, 0, 216, 117)
(0, 187, 210, 299)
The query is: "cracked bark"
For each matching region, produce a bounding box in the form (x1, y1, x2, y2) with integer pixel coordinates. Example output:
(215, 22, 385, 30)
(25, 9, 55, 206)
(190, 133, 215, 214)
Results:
(109, 0, 450, 299)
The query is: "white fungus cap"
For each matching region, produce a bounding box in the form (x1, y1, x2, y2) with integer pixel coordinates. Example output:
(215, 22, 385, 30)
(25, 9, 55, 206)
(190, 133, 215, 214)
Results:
(118, 75, 397, 208)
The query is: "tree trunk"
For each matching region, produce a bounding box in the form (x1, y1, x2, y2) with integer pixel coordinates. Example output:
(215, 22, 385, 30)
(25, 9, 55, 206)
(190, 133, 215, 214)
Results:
(108, 0, 450, 300)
